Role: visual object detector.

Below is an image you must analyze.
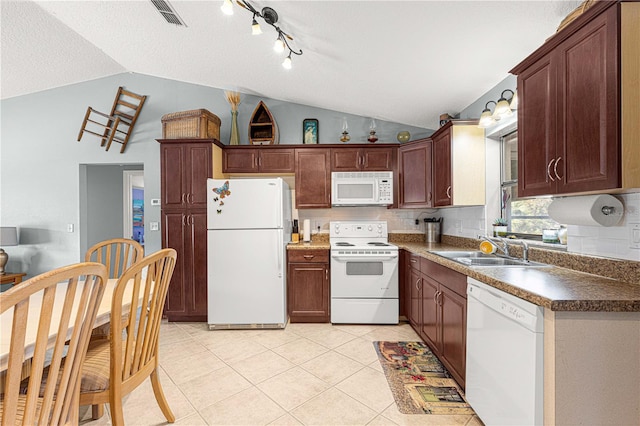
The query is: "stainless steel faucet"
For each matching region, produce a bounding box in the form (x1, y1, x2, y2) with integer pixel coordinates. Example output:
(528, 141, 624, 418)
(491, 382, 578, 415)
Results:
(480, 236, 529, 262)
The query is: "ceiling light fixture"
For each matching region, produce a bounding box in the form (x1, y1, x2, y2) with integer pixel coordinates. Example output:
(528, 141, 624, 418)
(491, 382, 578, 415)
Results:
(221, 0, 303, 69)
(478, 101, 498, 128)
(477, 89, 518, 128)
(494, 89, 515, 119)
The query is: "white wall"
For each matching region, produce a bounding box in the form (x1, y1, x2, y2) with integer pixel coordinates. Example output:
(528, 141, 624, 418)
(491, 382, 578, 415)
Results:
(0, 72, 427, 277)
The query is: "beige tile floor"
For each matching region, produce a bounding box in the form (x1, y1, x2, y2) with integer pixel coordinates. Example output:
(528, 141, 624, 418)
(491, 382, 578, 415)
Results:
(80, 321, 482, 426)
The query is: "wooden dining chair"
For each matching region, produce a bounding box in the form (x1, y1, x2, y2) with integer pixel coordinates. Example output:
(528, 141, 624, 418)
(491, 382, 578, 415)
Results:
(85, 238, 144, 280)
(79, 248, 177, 425)
(0, 262, 107, 425)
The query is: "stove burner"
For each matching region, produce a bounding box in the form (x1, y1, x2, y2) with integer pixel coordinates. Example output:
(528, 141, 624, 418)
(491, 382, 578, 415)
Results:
(335, 242, 355, 247)
(367, 242, 390, 246)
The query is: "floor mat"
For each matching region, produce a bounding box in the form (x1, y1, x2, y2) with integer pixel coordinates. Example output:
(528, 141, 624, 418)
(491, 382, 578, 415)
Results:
(373, 341, 475, 415)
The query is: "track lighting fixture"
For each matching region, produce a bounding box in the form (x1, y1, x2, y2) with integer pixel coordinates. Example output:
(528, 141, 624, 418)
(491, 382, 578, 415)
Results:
(477, 89, 518, 129)
(221, 0, 303, 69)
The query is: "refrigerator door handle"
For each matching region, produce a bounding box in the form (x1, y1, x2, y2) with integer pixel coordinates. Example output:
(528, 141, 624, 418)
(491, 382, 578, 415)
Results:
(276, 230, 282, 278)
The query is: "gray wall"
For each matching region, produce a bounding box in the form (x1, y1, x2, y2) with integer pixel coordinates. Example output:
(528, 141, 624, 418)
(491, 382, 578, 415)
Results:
(1, 72, 428, 278)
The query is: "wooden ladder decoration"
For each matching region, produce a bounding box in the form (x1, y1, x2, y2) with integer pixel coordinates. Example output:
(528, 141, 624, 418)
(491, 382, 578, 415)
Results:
(77, 87, 147, 153)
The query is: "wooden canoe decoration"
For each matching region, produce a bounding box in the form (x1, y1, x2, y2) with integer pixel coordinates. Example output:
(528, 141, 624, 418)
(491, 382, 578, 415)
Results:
(248, 101, 279, 145)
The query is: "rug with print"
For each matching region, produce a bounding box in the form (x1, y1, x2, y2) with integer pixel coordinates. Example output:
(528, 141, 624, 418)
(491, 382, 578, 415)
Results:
(373, 341, 475, 415)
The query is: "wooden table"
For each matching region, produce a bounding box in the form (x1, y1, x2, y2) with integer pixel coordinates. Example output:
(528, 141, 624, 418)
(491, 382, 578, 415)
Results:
(0, 278, 141, 371)
(0, 272, 26, 286)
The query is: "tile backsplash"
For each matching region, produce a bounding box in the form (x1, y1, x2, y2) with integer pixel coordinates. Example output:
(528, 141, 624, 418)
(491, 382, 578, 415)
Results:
(293, 190, 640, 262)
(566, 192, 640, 261)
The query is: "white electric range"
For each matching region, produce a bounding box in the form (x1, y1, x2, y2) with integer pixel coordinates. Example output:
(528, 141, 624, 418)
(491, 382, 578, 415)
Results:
(329, 221, 399, 324)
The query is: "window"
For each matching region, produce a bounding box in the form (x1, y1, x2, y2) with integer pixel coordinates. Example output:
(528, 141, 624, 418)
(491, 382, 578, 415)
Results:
(500, 130, 558, 236)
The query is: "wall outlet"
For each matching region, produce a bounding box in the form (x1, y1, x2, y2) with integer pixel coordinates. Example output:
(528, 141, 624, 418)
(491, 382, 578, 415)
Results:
(149, 222, 159, 231)
(150, 199, 161, 206)
(67, 223, 74, 233)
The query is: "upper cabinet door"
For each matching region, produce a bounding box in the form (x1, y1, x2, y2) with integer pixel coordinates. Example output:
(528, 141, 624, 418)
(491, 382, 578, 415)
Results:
(295, 148, 331, 209)
(555, 6, 619, 194)
(186, 144, 213, 208)
(398, 139, 432, 208)
(432, 130, 452, 207)
(517, 55, 557, 198)
(331, 147, 394, 171)
(161, 144, 187, 209)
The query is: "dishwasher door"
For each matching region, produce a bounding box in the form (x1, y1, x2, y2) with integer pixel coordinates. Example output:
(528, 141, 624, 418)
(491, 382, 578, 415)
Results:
(465, 277, 544, 426)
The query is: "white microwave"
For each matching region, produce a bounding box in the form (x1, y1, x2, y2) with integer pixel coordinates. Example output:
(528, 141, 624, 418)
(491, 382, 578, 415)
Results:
(331, 171, 393, 206)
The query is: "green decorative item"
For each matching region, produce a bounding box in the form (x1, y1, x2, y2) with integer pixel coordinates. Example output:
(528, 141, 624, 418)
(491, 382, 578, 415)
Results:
(230, 110, 240, 145)
(492, 218, 508, 237)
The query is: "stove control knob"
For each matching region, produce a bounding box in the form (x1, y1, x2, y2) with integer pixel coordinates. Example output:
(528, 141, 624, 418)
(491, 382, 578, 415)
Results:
(368, 225, 373, 231)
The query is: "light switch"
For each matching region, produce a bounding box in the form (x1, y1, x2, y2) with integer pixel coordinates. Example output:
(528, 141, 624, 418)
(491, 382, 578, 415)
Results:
(67, 224, 74, 233)
(151, 199, 161, 206)
(150, 222, 159, 231)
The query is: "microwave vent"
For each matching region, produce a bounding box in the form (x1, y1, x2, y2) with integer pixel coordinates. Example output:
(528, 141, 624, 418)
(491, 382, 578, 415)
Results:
(332, 171, 392, 179)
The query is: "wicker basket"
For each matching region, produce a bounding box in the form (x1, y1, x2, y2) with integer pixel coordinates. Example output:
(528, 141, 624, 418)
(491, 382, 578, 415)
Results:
(556, 0, 597, 32)
(161, 109, 221, 139)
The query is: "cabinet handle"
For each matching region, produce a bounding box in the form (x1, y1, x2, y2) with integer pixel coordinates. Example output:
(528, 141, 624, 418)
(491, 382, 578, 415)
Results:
(446, 186, 451, 199)
(415, 278, 421, 291)
(303, 255, 315, 260)
(554, 157, 563, 180)
(188, 193, 193, 204)
(410, 259, 417, 263)
(182, 215, 187, 226)
(547, 159, 556, 182)
(258, 157, 262, 167)
(428, 192, 432, 202)
(433, 290, 438, 304)
(326, 269, 329, 281)
(181, 193, 187, 203)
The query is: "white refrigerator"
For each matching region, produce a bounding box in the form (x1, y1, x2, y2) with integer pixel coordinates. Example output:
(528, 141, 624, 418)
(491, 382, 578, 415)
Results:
(207, 178, 292, 329)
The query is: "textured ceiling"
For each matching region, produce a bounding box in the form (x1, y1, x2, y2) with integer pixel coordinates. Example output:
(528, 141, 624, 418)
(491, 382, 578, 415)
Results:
(1, 0, 581, 129)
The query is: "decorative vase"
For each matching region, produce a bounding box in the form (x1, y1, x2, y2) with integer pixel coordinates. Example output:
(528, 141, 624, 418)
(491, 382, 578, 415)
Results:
(230, 110, 239, 145)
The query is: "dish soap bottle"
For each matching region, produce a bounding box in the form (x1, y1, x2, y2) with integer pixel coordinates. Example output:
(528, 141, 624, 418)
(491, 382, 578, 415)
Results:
(292, 219, 299, 243)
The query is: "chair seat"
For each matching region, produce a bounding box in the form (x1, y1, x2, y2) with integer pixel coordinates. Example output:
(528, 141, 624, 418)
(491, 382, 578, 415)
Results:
(80, 338, 115, 394)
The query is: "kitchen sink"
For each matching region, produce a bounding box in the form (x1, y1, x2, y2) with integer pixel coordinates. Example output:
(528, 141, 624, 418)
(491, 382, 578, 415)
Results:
(430, 250, 492, 259)
(431, 250, 548, 267)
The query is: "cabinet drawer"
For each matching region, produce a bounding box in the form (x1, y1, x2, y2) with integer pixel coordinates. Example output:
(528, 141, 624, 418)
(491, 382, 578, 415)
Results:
(408, 253, 422, 269)
(288, 250, 329, 263)
(421, 258, 466, 297)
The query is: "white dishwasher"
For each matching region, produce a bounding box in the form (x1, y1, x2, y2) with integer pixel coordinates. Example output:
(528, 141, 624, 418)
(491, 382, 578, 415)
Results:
(466, 277, 544, 426)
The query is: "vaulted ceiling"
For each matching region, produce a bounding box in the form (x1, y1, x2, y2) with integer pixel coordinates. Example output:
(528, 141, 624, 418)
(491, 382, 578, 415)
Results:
(1, 0, 581, 129)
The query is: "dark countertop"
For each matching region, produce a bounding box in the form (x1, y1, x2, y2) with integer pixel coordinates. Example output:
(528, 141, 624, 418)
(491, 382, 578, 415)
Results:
(397, 242, 640, 313)
(285, 236, 640, 312)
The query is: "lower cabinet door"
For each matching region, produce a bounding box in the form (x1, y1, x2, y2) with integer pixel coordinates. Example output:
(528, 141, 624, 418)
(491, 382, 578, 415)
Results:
(288, 262, 329, 322)
(420, 275, 440, 351)
(440, 285, 467, 387)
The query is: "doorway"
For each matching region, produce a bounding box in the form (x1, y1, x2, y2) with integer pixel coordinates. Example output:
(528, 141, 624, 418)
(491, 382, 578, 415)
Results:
(79, 164, 144, 258)
(123, 170, 144, 245)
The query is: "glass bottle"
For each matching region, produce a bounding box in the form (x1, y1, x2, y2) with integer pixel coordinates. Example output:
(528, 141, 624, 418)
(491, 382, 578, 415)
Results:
(292, 219, 299, 243)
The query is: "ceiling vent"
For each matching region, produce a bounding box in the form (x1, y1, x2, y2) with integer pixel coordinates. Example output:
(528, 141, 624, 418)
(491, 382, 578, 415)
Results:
(151, 0, 187, 27)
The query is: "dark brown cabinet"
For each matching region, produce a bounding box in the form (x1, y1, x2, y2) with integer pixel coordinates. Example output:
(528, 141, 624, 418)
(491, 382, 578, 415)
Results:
(295, 148, 331, 209)
(287, 249, 330, 322)
(160, 142, 212, 210)
(398, 139, 433, 208)
(513, 5, 619, 197)
(404, 252, 467, 389)
(159, 138, 216, 322)
(223, 147, 295, 174)
(420, 258, 467, 388)
(331, 147, 395, 171)
(432, 129, 452, 207)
